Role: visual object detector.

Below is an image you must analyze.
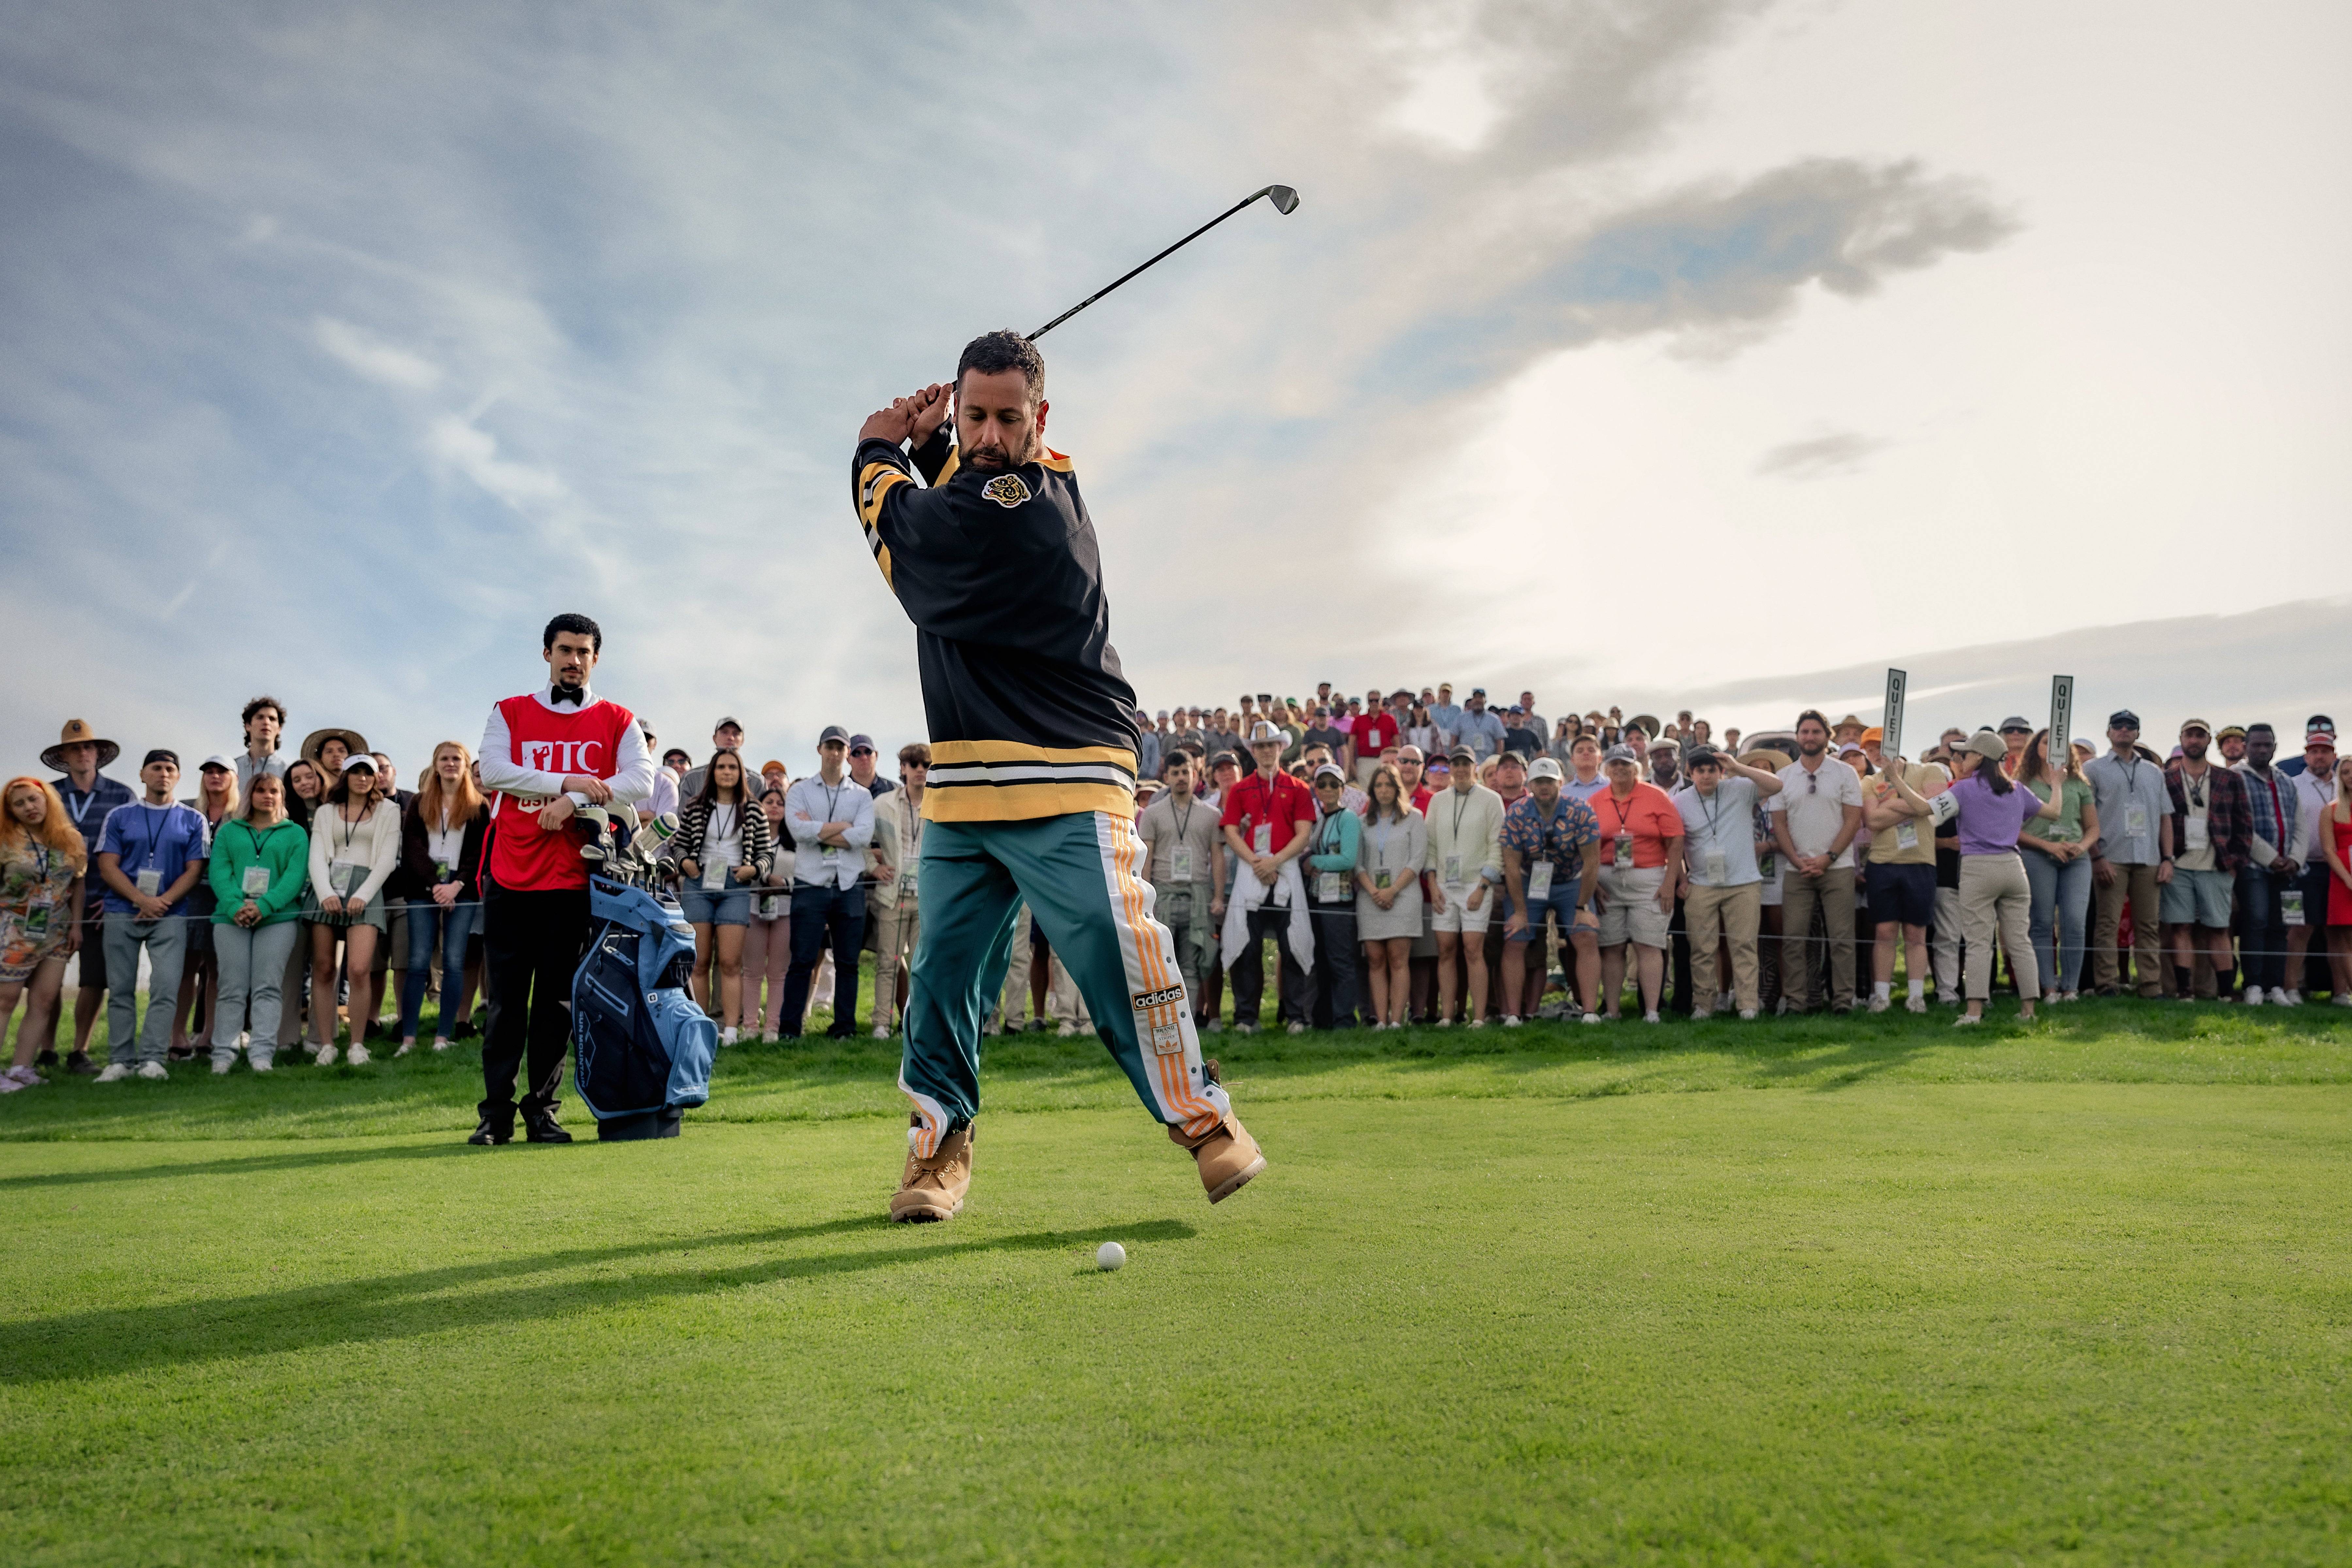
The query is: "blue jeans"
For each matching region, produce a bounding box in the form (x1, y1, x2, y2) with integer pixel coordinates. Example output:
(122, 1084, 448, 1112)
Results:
(2022, 848, 2092, 994)
(2234, 864, 2289, 993)
(400, 895, 481, 1040)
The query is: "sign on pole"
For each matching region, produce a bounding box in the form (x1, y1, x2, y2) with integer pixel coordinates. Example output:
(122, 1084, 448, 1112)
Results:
(1883, 668, 1908, 760)
(2049, 675, 2074, 768)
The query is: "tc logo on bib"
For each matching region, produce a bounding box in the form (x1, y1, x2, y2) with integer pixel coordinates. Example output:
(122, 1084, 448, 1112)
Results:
(982, 473, 1032, 508)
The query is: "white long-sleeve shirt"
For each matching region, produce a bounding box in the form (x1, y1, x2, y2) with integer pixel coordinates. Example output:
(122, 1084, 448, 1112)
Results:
(477, 684, 657, 809)
(785, 772, 875, 889)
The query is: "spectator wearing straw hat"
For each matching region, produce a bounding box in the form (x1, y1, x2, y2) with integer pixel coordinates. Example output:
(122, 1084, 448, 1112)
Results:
(298, 727, 368, 795)
(43, 719, 131, 1074)
(91, 750, 210, 1081)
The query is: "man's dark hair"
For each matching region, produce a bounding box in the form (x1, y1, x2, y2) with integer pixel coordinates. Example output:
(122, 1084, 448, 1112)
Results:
(956, 331, 1045, 402)
(1794, 709, 1830, 734)
(2246, 723, 2274, 737)
(241, 695, 286, 730)
(543, 612, 603, 654)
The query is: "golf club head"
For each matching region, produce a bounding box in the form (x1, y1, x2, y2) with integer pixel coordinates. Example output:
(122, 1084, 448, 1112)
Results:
(1262, 184, 1300, 215)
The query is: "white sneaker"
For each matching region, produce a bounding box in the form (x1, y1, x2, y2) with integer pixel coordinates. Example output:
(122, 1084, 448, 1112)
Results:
(2270, 987, 2295, 1006)
(871, 1024, 890, 1039)
(1953, 1014, 1981, 1027)
(1581, 1011, 1603, 1025)
(1466, 1017, 1485, 1029)
(1642, 1011, 1660, 1024)
(760, 1029, 777, 1043)
(93, 1062, 134, 1083)
(1690, 1009, 1712, 1022)
(135, 1061, 169, 1080)
(1057, 1020, 1080, 1038)
(2242, 988, 2263, 1007)
(237, 1031, 251, 1050)
(212, 1058, 232, 1075)
(2334, 995, 2352, 1008)
(316, 1045, 338, 1066)
(1234, 1022, 1257, 1036)
(345, 1043, 371, 1066)
(1906, 996, 1928, 1015)
(1286, 1021, 1307, 1036)
(1867, 995, 1890, 1014)
(1501, 1015, 1523, 1028)
(1434, 1017, 1452, 1029)
(395, 1039, 416, 1056)
(1202, 1019, 1224, 1034)
(2282, 989, 2302, 1006)
(251, 1057, 274, 1073)
(1738, 1008, 1758, 1021)
(721, 1027, 739, 1046)
(432, 1037, 452, 1052)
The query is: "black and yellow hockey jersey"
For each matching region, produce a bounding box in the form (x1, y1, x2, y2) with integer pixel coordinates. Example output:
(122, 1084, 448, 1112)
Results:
(853, 430, 1142, 822)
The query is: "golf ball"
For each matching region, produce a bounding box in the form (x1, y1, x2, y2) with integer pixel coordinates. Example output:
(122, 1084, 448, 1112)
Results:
(1096, 1241, 1126, 1272)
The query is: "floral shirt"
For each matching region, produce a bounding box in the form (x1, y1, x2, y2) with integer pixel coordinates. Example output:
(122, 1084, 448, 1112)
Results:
(1500, 794, 1600, 871)
(0, 837, 79, 923)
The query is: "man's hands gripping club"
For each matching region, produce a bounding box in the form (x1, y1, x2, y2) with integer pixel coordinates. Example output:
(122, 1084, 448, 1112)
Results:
(859, 383, 953, 448)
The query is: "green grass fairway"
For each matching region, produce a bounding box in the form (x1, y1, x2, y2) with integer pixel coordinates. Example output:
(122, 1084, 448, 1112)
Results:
(4, 1004, 2349, 1563)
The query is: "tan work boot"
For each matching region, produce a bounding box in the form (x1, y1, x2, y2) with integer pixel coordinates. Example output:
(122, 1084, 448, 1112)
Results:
(1169, 1110, 1266, 1204)
(890, 1118, 973, 1223)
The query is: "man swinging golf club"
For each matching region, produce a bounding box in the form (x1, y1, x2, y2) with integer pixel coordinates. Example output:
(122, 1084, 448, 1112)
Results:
(853, 330, 1266, 1220)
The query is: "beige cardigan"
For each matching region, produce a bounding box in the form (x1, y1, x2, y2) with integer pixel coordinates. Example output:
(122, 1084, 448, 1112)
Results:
(308, 799, 402, 908)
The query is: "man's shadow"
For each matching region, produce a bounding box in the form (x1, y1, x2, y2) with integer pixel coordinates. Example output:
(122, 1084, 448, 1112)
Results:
(3, 1216, 1197, 1387)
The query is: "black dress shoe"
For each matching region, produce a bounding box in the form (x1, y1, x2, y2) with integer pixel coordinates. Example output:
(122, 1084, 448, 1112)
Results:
(466, 1116, 513, 1146)
(35, 1048, 58, 1068)
(66, 1051, 97, 1076)
(520, 1106, 573, 1144)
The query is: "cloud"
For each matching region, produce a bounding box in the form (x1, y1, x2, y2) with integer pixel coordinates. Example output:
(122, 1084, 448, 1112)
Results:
(313, 316, 442, 390)
(1754, 430, 1887, 479)
(423, 415, 564, 508)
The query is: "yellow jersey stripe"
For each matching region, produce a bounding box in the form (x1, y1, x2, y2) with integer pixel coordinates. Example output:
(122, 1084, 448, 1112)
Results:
(921, 778, 1135, 823)
(930, 739, 1135, 769)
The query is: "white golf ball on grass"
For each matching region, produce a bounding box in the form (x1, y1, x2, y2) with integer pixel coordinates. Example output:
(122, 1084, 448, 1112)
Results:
(1095, 1241, 1126, 1272)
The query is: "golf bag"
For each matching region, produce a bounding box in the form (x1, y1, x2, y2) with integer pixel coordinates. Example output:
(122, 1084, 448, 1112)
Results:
(572, 873, 715, 1141)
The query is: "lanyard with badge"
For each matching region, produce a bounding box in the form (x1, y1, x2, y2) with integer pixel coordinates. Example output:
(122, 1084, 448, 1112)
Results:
(1694, 789, 1728, 883)
(1525, 801, 1562, 900)
(23, 844, 54, 936)
(1315, 809, 1350, 903)
(898, 803, 922, 899)
(2118, 755, 2151, 842)
(241, 823, 273, 899)
(329, 807, 370, 900)
(132, 805, 170, 898)
(1443, 790, 1467, 887)
(1169, 799, 1197, 883)
(702, 804, 736, 891)
(1367, 817, 1396, 892)
(1886, 771, 1920, 852)
(1607, 792, 1638, 870)
(818, 781, 846, 870)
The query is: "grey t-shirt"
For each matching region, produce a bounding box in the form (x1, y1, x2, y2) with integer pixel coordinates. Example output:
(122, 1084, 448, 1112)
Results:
(1674, 776, 1763, 886)
(2084, 752, 2170, 865)
(1137, 791, 1223, 886)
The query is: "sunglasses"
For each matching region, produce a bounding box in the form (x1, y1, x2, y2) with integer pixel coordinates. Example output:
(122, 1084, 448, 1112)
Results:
(850, 747, 875, 756)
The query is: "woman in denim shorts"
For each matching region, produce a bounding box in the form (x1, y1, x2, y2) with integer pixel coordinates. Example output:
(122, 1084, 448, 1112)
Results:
(666, 750, 774, 1045)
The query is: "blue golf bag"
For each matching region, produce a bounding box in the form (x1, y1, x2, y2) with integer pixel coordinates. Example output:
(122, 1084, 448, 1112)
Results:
(572, 874, 715, 1141)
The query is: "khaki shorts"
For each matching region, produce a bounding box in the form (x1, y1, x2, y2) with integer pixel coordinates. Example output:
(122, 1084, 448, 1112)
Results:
(1430, 883, 1493, 934)
(1597, 864, 1670, 949)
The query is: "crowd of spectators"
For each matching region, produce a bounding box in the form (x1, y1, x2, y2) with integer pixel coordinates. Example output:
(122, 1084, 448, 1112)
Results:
(2, 685, 2345, 1091)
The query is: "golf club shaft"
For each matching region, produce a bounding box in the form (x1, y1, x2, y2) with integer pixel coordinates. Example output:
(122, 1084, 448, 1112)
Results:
(1030, 188, 1280, 340)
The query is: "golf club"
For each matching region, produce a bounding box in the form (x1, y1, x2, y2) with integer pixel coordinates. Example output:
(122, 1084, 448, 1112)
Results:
(1029, 184, 1299, 340)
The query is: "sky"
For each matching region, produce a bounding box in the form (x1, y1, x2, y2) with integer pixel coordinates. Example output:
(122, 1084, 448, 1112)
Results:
(4, 0, 2347, 783)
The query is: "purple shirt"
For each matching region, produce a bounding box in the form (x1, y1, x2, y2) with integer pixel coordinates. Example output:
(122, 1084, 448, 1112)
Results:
(1950, 774, 2035, 856)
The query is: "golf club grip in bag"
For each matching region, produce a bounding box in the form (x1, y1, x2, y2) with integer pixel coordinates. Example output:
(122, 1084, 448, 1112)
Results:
(573, 875, 715, 1139)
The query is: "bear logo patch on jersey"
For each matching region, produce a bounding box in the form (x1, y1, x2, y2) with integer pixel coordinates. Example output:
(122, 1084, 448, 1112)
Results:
(982, 473, 1032, 509)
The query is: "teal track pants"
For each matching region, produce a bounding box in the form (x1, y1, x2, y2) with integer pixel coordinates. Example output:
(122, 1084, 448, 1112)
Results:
(900, 811, 1230, 1157)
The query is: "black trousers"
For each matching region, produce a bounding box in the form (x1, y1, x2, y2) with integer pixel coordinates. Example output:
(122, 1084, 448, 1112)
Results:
(1229, 906, 1308, 1027)
(783, 881, 866, 1036)
(1308, 903, 1359, 1029)
(481, 884, 590, 1121)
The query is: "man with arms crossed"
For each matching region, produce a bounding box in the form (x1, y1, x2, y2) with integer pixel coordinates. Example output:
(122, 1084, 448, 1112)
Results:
(853, 332, 1266, 1222)
(472, 613, 654, 1145)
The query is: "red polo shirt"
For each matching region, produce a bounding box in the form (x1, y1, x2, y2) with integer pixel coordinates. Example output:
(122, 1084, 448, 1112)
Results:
(1353, 712, 1401, 759)
(1220, 769, 1316, 854)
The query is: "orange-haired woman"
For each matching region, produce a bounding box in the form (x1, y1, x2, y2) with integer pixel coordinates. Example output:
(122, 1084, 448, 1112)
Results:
(0, 778, 88, 1090)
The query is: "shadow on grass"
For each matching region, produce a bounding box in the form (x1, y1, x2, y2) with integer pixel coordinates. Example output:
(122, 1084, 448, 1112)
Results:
(1, 1216, 1199, 1386)
(0, 1139, 489, 1191)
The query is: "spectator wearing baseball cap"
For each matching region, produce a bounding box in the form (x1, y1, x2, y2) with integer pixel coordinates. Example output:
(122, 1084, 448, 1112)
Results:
(1996, 716, 2035, 777)
(2286, 722, 2339, 999)
(1425, 743, 1505, 1025)
(781, 726, 873, 1037)
(1457, 690, 1506, 764)
(679, 716, 746, 801)
(2278, 715, 2334, 779)
(1673, 746, 1784, 1019)
(2233, 723, 2300, 1005)
(2161, 719, 2249, 999)
(847, 734, 896, 799)
(1220, 722, 1317, 1034)
(91, 750, 211, 1080)
(1499, 755, 1603, 1024)
(44, 719, 132, 1073)
(1593, 743, 1684, 1022)
(1767, 712, 1865, 1014)
(2085, 709, 2172, 996)
(1304, 763, 1362, 1029)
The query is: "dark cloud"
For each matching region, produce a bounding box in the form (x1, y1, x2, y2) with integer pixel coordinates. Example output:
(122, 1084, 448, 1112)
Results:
(1754, 431, 1889, 480)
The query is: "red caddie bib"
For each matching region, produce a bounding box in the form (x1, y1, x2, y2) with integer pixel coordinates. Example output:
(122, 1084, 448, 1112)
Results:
(485, 694, 636, 892)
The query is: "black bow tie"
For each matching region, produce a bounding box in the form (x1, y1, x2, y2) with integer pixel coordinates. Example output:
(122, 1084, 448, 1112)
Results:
(550, 685, 585, 708)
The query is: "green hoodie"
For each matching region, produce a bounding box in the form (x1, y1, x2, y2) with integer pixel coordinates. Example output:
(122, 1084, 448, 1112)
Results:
(207, 817, 310, 927)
